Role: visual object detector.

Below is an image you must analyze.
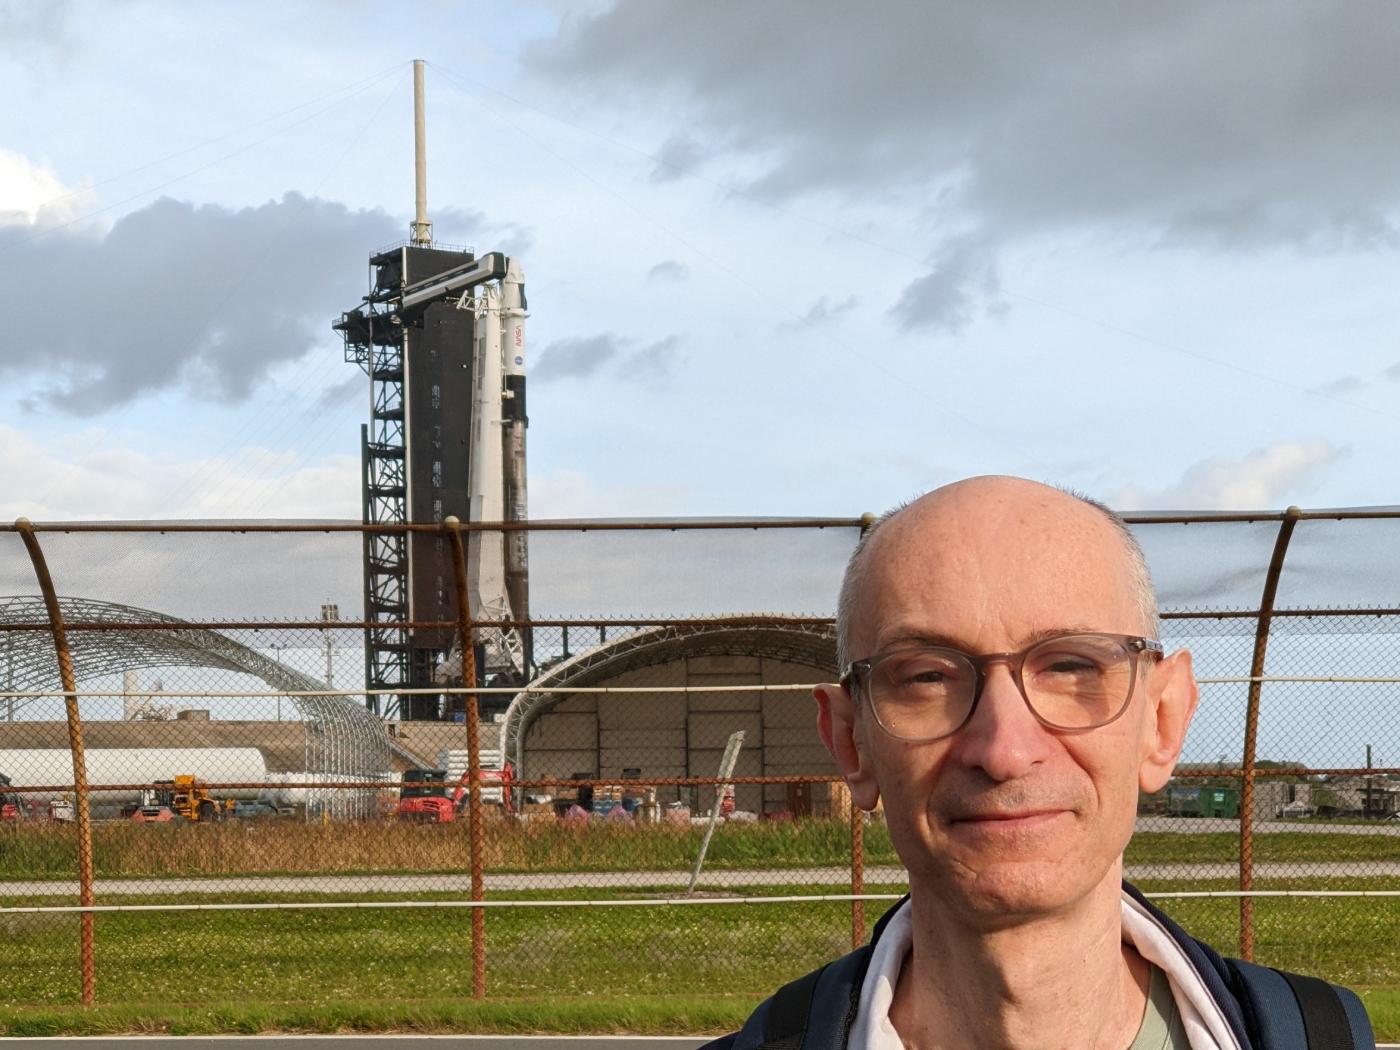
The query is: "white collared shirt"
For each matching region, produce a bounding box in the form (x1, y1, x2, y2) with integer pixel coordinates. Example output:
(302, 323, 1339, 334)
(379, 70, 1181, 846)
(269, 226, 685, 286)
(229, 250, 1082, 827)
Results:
(847, 892, 1244, 1050)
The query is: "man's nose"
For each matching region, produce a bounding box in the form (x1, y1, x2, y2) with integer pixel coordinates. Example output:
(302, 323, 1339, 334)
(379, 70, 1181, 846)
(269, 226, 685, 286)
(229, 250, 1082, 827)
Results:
(950, 662, 1057, 781)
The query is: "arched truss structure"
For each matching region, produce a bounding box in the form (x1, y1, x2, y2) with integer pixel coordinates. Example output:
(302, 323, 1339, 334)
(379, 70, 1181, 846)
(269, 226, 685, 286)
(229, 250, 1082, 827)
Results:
(0, 596, 391, 810)
(501, 621, 838, 777)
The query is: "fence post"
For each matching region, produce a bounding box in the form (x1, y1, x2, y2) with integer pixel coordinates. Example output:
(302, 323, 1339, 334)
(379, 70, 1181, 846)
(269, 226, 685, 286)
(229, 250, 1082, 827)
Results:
(444, 516, 486, 999)
(850, 791, 865, 949)
(847, 511, 876, 950)
(1239, 506, 1300, 961)
(15, 518, 97, 1004)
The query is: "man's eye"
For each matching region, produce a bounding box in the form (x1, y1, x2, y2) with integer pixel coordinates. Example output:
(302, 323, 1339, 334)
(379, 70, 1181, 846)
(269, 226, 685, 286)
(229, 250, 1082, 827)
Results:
(904, 669, 946, 685)
(886, 659, 962, 689)
(1045, 658, 1097, 673)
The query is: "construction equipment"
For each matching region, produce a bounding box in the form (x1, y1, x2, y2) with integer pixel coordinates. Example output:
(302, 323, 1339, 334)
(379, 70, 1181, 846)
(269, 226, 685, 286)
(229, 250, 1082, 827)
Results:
(151, 775, 236, 822)
(395, 761, 514, 823)
(0, 773, 21, 821)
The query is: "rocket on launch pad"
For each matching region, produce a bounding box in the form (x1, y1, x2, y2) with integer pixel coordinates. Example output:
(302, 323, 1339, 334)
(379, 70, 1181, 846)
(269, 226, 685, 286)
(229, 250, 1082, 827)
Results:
(337, 61, 533, 718)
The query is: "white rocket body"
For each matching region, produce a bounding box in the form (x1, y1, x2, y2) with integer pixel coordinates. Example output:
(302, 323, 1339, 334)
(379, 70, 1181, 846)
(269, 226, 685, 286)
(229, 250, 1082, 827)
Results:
(500, 259, 530, 637)
(468, 281, 510, 628)
(460, 259, 530, 677)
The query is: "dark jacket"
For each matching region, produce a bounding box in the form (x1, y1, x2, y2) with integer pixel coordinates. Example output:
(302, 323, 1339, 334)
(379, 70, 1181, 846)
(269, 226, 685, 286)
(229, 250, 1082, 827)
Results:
(702, 883, 1374, 1049)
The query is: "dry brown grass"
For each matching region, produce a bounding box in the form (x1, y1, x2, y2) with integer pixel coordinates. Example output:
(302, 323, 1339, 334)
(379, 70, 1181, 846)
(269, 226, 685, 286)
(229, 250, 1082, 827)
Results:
(1, 816, 874, 878)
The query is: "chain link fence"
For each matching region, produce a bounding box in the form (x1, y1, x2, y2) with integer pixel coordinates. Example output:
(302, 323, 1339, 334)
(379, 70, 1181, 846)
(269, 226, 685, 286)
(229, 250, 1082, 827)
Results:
(1, 514, 1398, 1009)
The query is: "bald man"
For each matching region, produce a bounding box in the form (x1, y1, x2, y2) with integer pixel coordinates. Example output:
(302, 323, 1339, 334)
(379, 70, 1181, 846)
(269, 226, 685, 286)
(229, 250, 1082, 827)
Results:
(708, 478, 1371, 1050)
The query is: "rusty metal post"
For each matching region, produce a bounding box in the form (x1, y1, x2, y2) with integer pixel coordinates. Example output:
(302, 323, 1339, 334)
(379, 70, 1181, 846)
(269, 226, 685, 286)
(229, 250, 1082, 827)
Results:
(444, 516, 486, 998)
(845, 512, 876, 949)
(850, 798, 866, 948)
(15, 518, 96, 1003)
(1239, 506, 1300, 961)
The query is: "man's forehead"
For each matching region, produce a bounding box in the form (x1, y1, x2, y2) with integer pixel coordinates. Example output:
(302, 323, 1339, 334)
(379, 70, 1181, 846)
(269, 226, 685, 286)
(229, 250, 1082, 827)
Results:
(868, 478, 1117, 561)
(854, 479, 1137, 633)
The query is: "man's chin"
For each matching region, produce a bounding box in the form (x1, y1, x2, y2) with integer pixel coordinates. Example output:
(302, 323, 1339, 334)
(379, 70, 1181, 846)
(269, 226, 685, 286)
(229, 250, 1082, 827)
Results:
(923, 856, 1110, 924)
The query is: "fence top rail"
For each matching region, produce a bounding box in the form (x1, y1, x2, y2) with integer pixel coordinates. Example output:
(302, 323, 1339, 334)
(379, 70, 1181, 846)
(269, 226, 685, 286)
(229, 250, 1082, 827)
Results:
(1, 517, 866, 534)
(6, 507, 1400, 534)
(8, 609, 1400, 631)
(0, 615, 840, 632)
(1118, 507, 1400, 524)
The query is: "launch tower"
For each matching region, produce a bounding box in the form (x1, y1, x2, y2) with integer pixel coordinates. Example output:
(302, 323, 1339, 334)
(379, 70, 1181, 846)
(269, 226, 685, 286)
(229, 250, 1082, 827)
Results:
(334, 62, 531, 720)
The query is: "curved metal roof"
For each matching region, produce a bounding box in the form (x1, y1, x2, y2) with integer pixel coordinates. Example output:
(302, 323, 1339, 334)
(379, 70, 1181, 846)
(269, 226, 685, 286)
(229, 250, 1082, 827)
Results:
(0, 595, 390, 778)
(501, 621, 837, 771)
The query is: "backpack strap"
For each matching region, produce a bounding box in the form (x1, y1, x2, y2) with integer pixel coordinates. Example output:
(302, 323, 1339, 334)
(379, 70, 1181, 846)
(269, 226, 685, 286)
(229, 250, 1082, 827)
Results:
(1228, 958, 1375, 1049)
(759, 962, 829, 1048)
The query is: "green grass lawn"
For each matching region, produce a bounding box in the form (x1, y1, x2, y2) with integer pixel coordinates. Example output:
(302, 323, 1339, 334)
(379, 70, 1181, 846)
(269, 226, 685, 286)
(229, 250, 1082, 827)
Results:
(2, 881, 1396, 1037)
(4, 816, 1397, 1038)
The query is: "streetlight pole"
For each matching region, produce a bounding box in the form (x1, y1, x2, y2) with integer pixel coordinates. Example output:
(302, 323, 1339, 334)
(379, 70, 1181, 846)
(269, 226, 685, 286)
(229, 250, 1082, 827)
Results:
(320, 603, 339, 688)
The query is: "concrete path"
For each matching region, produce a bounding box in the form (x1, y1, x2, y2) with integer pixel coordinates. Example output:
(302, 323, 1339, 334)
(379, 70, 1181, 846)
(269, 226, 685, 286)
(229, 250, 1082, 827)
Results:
(5, 859, 1400, 900)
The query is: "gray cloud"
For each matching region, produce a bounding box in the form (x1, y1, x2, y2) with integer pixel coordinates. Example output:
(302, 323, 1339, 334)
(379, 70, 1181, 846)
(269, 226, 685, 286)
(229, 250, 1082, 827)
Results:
(890, 239, 1000, 333)
(628, 334, 684, 383)
(0, 194, 529, 415)
(1315, 375, 1364, 396)
(531, 2, 1400, 324)
(1312, 361, 1400, 397)
(533, 334, 622, 381)
(650, 135, 706, 183)
(783, 294, 856, 332)
(0, 0, 75, 59)
(534, 332, 684, 384)
(2, 193, 400, 414)
(317, 374, 366, 410)
(435, 206, 535, 258)
(646, 259, 689, 283)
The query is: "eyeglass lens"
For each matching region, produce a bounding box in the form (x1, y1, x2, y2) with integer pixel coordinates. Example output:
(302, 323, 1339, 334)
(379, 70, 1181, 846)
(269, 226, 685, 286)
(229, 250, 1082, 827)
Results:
(865, 634, 1138, 740)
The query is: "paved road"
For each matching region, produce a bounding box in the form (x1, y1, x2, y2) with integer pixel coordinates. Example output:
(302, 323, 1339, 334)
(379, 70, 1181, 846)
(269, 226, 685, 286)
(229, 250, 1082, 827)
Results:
(5, 859, 1400, 900)
(1143, 816, 1400, 836)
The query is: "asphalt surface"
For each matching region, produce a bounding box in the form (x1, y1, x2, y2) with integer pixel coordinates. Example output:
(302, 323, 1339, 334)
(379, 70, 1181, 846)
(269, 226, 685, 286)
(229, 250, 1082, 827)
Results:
(1145, 816, 1400, 836)
(6, 863, 1400, 899)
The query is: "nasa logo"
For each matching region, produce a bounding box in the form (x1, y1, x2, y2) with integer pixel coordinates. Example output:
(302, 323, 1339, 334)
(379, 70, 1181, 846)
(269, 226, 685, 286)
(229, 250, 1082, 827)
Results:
(514, 356, 524, 366)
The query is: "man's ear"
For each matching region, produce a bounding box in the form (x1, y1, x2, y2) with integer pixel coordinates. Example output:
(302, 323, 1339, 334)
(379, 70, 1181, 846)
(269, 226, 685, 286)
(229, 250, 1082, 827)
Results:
(1138, 649, 1200, 794)
(814, 682, 881, 811)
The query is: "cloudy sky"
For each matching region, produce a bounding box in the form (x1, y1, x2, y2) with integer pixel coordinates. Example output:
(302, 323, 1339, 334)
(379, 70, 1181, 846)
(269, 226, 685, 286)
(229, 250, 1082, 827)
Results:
(3, 0, 1399, 522)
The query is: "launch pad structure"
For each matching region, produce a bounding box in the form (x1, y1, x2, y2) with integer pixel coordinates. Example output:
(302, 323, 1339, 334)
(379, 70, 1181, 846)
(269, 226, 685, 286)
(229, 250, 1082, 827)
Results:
(335, 62, 531, 721)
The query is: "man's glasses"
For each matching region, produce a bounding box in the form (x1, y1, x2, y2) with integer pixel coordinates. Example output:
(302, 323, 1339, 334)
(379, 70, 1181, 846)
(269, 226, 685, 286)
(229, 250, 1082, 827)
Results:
(840, 632, 1164, 743)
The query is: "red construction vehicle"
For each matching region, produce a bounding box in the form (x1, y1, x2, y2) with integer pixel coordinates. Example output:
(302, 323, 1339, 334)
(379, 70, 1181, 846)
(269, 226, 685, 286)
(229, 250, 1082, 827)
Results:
(1, 773, 22, 821)
(396, 761, 514, 823)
